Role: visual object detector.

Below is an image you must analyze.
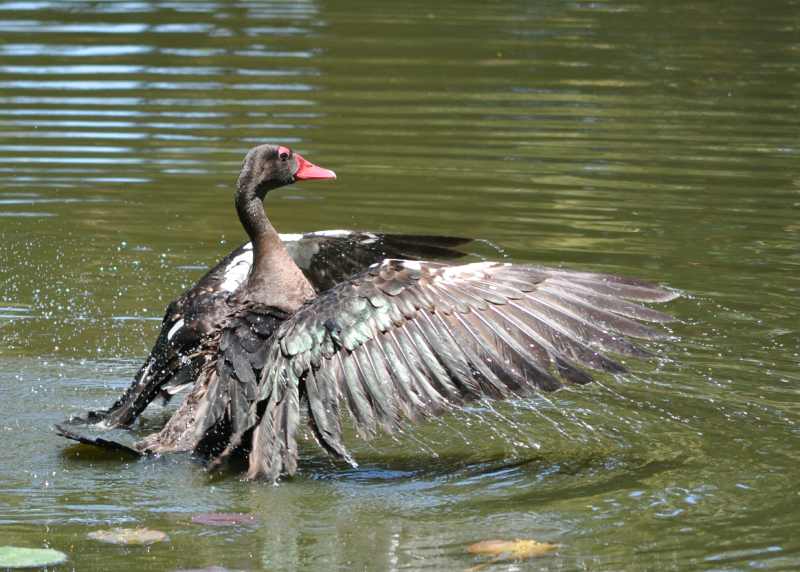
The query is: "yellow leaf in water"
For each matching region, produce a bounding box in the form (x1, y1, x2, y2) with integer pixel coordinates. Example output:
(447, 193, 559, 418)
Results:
(87, 527, 169, 545)
(467, 538, 558, 559)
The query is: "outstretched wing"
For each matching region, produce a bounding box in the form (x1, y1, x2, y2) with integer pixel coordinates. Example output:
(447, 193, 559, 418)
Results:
(216, 259, 678, 481)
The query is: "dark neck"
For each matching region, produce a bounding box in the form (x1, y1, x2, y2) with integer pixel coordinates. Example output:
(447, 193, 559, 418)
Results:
(236, 187, 278, 249)
(234, 186, 315, 311)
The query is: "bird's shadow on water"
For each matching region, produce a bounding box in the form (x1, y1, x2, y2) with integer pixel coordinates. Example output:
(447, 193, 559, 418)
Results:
(295, 445, 691, 502)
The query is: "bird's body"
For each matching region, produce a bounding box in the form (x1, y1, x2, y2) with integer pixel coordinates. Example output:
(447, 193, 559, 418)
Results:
(87, 231, 471, 429)
(58, 144, 678, 482)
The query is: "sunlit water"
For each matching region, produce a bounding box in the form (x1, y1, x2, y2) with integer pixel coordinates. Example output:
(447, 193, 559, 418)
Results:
(1, 1, 798, 570)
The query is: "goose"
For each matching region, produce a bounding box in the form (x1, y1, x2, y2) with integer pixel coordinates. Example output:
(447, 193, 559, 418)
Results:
(57, 144, 678, 482)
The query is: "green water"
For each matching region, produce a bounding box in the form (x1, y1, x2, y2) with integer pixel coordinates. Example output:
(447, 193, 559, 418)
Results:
(1, 1, 798, 570)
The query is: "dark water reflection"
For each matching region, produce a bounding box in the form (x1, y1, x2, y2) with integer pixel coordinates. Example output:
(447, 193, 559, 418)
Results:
(1, 0, 799, 570)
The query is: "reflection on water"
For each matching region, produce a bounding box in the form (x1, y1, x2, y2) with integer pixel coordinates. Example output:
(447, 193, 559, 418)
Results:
(0, 0, 799, 570)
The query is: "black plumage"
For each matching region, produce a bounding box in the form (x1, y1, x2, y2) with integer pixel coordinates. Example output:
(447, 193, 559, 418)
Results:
(57, 144, 678, 483)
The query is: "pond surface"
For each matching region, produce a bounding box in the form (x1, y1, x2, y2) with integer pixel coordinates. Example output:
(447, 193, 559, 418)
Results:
(1, 1, 799, 570)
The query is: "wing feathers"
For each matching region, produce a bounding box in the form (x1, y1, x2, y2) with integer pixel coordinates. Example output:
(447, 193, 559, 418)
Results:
(520, 293, 650, 357)
(472, 306, 565, 392)
(536, 284, 667, 340)
(306, 369, 355, 465)
(541, 281, 674, 323)
(133, 258, 675, 483)
(375, 332, 428, 419)
(503, 300, 628, 373)
(388, 327, 451, 414)
(339, 351, 378, 436)
(260, 260, 675, 461)
(552, 274, 676, 303)
(430, 311, 512, 399)
(245, 374, 299, 481)
(404, 320, 464, 402)
(415, 310, 482, 398)
(354, 345, 397, 431)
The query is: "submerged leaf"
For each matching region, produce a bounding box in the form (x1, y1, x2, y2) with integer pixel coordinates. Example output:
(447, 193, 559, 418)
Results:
(87, 527, 169, 545)
(467, 538, 558, 559)
(190, 513, 258, 527)
(0, 546, 68, 568)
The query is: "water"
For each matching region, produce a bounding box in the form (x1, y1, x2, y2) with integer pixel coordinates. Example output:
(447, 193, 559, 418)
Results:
(1, 0, 798, 570)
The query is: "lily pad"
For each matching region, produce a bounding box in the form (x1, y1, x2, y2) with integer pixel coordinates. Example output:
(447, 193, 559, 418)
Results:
(190, 513, 258, 527)
(0, 546, 68, 568)
(467, 538, 558, 559)
(87, 527, 169, 545)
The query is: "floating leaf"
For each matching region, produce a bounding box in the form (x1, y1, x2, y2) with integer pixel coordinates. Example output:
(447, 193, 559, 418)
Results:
(190, 513, 258, 527)
(87, 527, 169, 545)
(0, 546, 68, 568)
(467, 538, 558, 559)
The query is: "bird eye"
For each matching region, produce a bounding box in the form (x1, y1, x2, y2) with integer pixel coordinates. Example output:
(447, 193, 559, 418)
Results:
(279, 152, 289, 161)
(277, 146, 291, 161)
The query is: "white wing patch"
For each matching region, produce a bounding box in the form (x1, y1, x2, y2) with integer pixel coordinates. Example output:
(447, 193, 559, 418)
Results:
(219, 250, 253, 292)
(310, 229, 354, 238)
(167, 318, 184, 341)
(283, 229, 379, 244)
